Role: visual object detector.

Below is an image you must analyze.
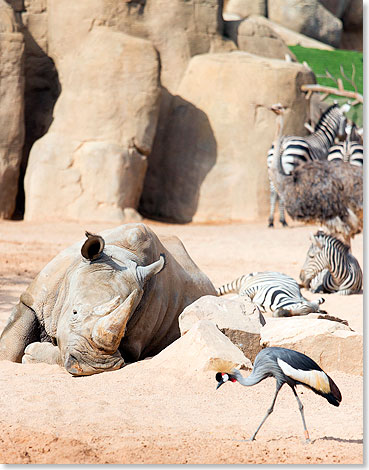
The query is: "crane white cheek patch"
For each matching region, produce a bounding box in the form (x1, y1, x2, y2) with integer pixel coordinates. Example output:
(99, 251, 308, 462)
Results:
(277, 358, 330, 394)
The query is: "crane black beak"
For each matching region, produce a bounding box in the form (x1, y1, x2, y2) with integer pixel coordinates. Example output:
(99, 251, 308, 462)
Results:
(216, 380, 224, 390)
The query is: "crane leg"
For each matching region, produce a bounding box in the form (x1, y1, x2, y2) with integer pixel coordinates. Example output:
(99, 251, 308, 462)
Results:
(291, 387, 311, 443)
(249, 384, 282, 441)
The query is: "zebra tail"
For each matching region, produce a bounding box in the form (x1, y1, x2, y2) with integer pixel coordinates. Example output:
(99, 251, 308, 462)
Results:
(216, 276, 245, 296)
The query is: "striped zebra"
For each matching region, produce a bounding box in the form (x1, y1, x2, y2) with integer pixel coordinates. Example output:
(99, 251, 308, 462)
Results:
(300, 231, 363, 295)
(267, 103, 348, 227)
(327, 125, 363, 167)
(216, 271, 325, 317)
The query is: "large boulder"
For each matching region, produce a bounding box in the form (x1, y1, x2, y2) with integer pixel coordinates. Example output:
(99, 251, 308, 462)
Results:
(47, 0, 224, 93)
(0, 0, 25, 218)
(149, 320, 252, 374)
(224, 15, 297, 60)
(261, 317, 362, 375)
(24, 27, 161, 222)
(268, 0, 342, 47)
(12, 0, 60, 218)
(140, 52, 314, 223)
(248, 15, 334, 50)
(179, 295, 265, 362)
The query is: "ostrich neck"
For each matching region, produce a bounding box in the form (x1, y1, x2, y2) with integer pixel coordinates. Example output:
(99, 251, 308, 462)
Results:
(270, 113, 286, 178)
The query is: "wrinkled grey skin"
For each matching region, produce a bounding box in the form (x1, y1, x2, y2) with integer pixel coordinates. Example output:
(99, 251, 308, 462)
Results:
(0, 224, 216, 375)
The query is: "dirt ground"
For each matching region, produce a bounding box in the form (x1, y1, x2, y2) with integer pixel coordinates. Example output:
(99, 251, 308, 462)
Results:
(0, 217, 363, 464)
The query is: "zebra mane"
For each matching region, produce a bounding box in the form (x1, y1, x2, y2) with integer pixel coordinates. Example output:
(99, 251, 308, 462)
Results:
(314, 104, 339, 132)
(314, 230, 350, 254)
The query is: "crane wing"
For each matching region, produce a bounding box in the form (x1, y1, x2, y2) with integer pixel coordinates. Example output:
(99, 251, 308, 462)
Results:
(277, 358, 331, 394)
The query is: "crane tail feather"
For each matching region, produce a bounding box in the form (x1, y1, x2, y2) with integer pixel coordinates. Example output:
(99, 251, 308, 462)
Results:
(326, 375, 342, 406)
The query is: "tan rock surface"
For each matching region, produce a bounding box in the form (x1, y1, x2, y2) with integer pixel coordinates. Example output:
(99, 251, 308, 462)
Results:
(0, 1, 24, 218)
(260, 317, 362, 375)
(141, 52, 314, 223)
(24, 27, 160, 222)
(224, 15, 296, 60)
(179, 295, 265, 362)
(268, 0, 342, 47)
(150, 319, 252, 373)
(224, 0, 266, 18)
(247, 14, 335, 50)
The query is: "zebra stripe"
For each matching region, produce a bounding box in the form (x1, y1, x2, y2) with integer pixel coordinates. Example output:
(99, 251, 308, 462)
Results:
(216, 271, 325, 317)
(327, 141, 363, 167)
(268, 104, 346, 226)
(300, 231, 363, 295)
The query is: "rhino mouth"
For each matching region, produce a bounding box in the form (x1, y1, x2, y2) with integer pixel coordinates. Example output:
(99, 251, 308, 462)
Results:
(64, 348, 125, 376)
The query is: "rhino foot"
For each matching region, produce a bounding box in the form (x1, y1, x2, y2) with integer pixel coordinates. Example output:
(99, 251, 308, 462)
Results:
(22, 342, 62, 366)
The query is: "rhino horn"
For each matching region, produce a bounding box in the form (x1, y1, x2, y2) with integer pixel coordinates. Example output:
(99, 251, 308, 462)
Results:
(91, 289, 141, 352)
(136, 254, 166, 287)
(81, 232, 105, 261)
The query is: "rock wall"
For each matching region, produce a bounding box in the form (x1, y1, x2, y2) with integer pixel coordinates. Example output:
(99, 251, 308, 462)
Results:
(1, 0, 361, 222)
(24, 28, 161, 222)
(140, 52, 314, 223)
(0, 0, 24, 218)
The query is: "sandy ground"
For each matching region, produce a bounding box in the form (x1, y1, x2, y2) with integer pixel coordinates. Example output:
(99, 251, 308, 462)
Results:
(0, 217, 363, 464)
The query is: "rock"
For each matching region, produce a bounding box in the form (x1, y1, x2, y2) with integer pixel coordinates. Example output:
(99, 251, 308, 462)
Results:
(140, 52, 314, 223)
(268, 0, 343, 48)
(24, 28, 160, 222)
(0, 0, 25, 218)
(342, 0, 363, 29)
(47, 0, 223, 94)
(224, 15, 297, 60)
(149, 320, 252, 374)
(179, 295, 265, 362)
(319, 0, 350, 19)
(224, 0, 266, 18)
(249, 15, 335, 50)
(261, 317, 362, 375)
(14, 0, 60, 218)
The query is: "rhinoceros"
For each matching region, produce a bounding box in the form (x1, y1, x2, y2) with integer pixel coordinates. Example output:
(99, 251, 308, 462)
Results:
(0, 223, 216, 375)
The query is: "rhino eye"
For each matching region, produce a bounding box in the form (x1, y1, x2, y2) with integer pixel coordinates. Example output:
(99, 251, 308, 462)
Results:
(73, 309, 78, 315)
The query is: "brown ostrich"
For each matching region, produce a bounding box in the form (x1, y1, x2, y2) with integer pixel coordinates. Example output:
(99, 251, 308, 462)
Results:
(268, 104, 363, 246)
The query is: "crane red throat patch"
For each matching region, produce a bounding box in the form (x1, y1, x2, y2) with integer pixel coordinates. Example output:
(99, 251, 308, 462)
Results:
(230, 378, 237, 382)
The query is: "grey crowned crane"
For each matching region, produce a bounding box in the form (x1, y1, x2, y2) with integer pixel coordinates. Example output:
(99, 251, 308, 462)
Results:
(216, 347, 341, 442)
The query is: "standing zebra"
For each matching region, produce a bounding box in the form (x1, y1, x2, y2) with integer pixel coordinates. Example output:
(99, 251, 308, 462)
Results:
(216, 271, 325, 317)
(267, 103, 349, 227)
(300, 231, 363, 295)
(328, 124, 363, 167)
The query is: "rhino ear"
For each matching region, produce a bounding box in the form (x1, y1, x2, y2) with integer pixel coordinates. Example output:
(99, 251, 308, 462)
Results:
(136, 254, 166, 287)
(81, 231, 105, 261)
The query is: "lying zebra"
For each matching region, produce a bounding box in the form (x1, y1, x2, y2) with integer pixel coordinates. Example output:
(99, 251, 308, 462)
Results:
(300, 231, 363, 295)
(216, 271, 325, 317)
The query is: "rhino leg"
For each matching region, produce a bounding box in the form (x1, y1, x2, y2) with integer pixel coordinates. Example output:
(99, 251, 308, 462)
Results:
(0, 301, 40, 362)
(22, 342, 62, 366)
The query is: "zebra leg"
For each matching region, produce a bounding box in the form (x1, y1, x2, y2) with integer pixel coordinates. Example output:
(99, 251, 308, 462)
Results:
(278, 196, 288, 227)
(268, 184, 277, 228)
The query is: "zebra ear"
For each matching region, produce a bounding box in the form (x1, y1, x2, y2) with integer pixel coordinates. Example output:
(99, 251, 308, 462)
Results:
(309, 232, 316, 243)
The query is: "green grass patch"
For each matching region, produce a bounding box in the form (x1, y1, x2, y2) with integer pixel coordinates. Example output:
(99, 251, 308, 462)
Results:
(289, 45, 363, 127)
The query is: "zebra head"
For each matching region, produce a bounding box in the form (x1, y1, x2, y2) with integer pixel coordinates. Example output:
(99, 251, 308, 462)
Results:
(299, 232, 328, 287)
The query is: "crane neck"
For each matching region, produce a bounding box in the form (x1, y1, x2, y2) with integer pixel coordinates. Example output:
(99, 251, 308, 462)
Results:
(233, 368, 267, 387)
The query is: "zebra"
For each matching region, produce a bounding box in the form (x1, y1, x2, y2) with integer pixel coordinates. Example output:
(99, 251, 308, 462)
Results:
(216, 271, 325, 317)
(327, 124, 363, 167)
(267, 103, 349, 227)
(300, 231, 363, 295)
